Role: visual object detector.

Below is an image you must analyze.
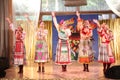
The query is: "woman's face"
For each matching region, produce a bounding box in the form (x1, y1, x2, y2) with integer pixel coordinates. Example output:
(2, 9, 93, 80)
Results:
(17, 26, 23, 32)
(84, 20, 90, 26)
(40, 22, 45, 29)
(61, 21, 67, 29)
(101, 23, 106, 28)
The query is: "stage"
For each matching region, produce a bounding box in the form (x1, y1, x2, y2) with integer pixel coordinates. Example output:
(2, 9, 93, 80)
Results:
(4, 60, 120, 79)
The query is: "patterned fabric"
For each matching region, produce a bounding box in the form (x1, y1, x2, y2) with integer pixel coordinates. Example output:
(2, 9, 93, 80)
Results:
(78, 39, 93, 63)
(55, 28, 71, 65)
(98, 43, 115, 63)
(14, 41, 26, 65)
(13, 30, 26, 65)
(58, 29, 70, 40)
(35, 40, 48, 62)
(55, 39, 71, 65)
(34, 29, 48, 63)
(98, 27, 115, 63)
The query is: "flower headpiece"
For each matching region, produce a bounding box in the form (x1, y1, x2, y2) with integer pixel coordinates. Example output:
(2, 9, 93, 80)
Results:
(59, 19, 64, 25)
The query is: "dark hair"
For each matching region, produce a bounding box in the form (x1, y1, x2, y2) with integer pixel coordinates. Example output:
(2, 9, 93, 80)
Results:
(39, 20, 43, 24)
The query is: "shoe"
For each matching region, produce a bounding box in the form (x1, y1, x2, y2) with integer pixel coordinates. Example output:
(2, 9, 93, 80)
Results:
(37, 66, 41, 72)
(42, 66, 45, 72)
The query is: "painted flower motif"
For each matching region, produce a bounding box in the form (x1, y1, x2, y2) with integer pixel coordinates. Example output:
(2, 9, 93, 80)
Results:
(38, 52, 42, 55)
(37, 44, 43, 48)
(42, 56, 45, 60)
(35, 56, 38, 60)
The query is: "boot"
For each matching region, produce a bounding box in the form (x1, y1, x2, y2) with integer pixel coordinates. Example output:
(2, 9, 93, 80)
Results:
(18, 65, 23, 73)
(18, 65, 21, 73)
(21, 65, 23, 73)
(106, 63, 111, 70)
(103, 63, 106, 74)
(42, 66, 45, 72)
(64, 65, 67, 71)
(37, 66, 41, 72)
(86, 64, 89, 72)
(62, 65, 64, 72)
(83, 64, 86, 71)
(62, 65, 67, 72)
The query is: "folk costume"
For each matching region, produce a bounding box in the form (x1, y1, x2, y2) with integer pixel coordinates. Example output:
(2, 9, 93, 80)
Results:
(77, 18, 94, 72)
(35, 28, 48, 72)
(10, 23, 26, 73)
(97, 25, 115, 74)
(55, 26, 71, 71)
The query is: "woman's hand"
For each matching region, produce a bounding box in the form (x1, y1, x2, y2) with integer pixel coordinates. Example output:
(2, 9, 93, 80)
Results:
(24, 13, 29, 18)
(76, 11, 80, 17)
(51, 12, 55, 17)
(93, 19, 99, 24)
(93, 19, 100, 27)
(6, 17, 11, 24)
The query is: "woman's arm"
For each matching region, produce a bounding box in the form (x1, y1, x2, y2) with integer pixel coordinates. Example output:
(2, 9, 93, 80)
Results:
(51, 12, 59, 31)
(88, 30, 93, 37)
(24, 14, 32, 23)
(93, 19, 100, 27)
(76, 11, 80, 20)
(24, 14, 35, 29)
(76, 11, 83, 31)
(6, 17, 15, 31)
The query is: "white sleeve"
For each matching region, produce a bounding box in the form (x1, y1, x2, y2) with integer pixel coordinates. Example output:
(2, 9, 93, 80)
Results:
(9, 23, 15, 31)
(66, 29, 71, 36)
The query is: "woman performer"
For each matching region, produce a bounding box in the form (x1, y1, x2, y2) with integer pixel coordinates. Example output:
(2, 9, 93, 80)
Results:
(6, 18, 26, 74)
(52, 12, 71, 72)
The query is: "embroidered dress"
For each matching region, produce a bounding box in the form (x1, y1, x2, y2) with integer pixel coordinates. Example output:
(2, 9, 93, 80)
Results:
(35, 30, 48, 62)
(98, 28, 115, 63)
(55, 28, 71, 65)
(78, 39, 93, 63)
(78, 27, 93, 63)
(14, 30, 26, 65)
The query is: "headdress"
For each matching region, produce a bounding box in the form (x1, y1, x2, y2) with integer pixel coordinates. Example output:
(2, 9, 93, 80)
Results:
(59, 19, 64, 25)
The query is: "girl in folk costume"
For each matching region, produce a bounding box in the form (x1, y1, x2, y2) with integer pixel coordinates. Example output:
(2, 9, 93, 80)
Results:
(6, 18, 26, 74)
(76, 11, 94, 72)
(24, 14, 49, 73)
(34, 21, 48, 73)
(93, 19, 115, 74)
(52, 12, 71, 72)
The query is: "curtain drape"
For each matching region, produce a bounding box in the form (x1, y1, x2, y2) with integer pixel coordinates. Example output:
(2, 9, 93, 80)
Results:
(12, 0, 41, 60)
(15, 20, 36, 60)
(100, 18, 120, 60)
(0, 0, 12, 59)
(44, 21, 52, 59)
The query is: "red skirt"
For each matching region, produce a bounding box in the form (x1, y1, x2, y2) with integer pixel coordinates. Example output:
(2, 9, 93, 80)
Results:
(14, 40, 25, 65)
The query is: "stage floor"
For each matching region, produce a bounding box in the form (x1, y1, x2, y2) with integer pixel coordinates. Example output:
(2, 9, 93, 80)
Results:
(4, 60, 120, 80)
